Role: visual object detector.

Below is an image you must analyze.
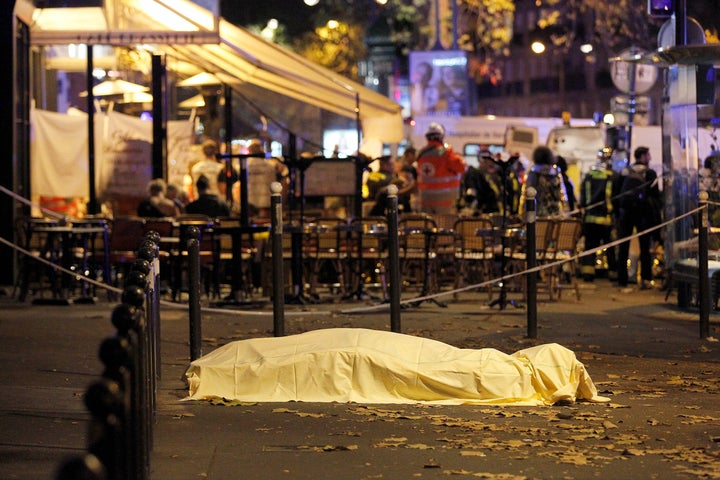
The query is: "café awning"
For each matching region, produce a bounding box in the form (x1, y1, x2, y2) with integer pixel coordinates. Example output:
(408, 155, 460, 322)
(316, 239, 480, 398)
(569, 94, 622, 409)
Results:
(20, 0, 403, 143)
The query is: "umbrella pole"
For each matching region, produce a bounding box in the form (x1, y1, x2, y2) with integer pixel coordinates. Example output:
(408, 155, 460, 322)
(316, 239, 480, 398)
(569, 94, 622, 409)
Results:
(86, 45, 99, 216)
(354, 93, 362, 220)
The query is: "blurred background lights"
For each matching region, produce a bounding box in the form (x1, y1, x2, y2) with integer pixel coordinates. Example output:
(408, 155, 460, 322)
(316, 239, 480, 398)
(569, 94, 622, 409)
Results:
(531, 41, 546, 54)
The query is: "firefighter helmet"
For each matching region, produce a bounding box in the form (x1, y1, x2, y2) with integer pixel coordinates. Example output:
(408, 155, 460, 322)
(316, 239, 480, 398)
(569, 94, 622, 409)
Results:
(425, 122, 445, 138)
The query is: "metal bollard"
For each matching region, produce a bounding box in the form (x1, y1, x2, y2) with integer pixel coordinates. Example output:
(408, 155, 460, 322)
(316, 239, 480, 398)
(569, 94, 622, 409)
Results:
(83, 377, 125, 480)
(56, 234, 157, 480)
(134, 246, 157, 432)
(270, 181, 285, 337)
(525, 187, 537, 339)
(141, 231, 162, 383)
(186, 226, 202, 360)
(55, 453, 106, 480)
(698, 191, 710, 338)
(386, 184, 401, 332)
(119, 287, 149, 480)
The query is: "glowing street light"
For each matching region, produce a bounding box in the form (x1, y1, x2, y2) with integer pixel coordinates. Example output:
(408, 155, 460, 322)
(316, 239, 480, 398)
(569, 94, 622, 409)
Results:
(304, 0, 319, 5)
(531, 41, 546, 54)
(261, 18, 279, 40)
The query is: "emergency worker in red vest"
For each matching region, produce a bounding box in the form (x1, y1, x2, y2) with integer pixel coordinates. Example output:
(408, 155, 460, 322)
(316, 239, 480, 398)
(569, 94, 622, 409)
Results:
(416, 122, 466, 214)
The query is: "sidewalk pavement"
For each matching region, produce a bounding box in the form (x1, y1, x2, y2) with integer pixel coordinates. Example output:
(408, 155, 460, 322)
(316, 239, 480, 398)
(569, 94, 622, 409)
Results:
(2, 280, 720, 480)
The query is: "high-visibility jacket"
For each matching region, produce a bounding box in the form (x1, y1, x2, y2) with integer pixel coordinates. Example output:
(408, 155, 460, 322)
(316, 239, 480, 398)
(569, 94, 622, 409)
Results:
(580, 166, 617, 226)
(416, 140, 465, 214)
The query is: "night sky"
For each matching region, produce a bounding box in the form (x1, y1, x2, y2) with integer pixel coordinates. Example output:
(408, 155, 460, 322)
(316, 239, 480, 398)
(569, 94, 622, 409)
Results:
(220, 0, 317, 37)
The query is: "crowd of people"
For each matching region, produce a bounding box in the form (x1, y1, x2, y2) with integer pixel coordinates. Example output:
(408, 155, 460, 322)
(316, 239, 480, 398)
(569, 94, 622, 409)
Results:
(137, 122, 669, 291)
(363, 121, 665, 291)
(137, 138, 289, 221)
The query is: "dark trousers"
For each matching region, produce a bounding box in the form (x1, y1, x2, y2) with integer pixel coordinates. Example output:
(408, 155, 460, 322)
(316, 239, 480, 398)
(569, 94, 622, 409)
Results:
(581, 223, 616, 280)
(617, 211, 654, 286)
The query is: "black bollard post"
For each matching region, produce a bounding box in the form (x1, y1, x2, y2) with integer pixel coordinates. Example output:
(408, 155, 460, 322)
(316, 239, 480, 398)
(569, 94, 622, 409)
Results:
(83, 377, 125, 480)
(698, 191, 710, 338)
(141, 232, 162, 383)
(186, 227, 202, 360)
(271, 181, 286, 337)
(125, 280, 149, 461)
(55, 453, 106, 480)
(118, 287, 149, 480)
(386, 185, 402, 332)
(97, 333, 135, 480)
(525, 187, 538, 339)
(135, 242, 158, 434)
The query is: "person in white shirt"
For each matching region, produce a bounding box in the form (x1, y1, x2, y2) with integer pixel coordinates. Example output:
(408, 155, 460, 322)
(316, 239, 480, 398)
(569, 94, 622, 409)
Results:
(190, 139, 223, 200)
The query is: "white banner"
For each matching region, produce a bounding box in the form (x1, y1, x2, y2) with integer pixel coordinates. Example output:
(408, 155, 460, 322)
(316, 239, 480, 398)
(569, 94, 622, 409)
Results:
(31, 107, 193, 212)
(31, 108, 89, 198)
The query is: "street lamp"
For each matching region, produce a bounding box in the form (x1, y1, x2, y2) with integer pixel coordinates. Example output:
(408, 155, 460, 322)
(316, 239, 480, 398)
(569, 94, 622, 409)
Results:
(531, 41, 546, 54)
(579, 43, 593, 54)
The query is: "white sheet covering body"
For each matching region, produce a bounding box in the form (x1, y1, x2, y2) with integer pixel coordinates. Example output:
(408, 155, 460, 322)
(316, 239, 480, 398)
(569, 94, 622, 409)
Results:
(185, 328, 609, 405)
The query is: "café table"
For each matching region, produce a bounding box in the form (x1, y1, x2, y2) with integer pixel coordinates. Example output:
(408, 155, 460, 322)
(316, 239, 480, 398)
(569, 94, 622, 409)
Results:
(22, 220, 110, 304)
(211, 221, 269, 305)
(402, 226, 453, 308)
(339, 220, 388, 302)
(476, 225, 526, 310)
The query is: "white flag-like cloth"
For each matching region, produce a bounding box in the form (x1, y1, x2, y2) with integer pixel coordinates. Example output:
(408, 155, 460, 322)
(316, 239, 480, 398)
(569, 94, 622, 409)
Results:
(185, 328, 609, 405)
(31, 108, 193, 201)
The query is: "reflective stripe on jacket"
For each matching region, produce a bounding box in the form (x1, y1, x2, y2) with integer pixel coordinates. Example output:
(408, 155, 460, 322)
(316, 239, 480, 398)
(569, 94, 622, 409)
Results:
(416, 141, 465, 214)
(581, 167, 616, 226)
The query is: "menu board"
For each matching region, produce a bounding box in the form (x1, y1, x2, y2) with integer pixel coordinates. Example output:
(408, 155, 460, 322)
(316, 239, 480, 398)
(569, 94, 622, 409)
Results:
(303, 159, 357, 196)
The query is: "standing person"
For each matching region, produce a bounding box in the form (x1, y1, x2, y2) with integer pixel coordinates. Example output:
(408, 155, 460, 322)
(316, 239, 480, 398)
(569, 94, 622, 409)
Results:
(415, 122, 466, 215)
(191, 140, 223, 199)
(616, 146, 661, 290)
(579, 148, 619, 282)
(700, 153, 720, 227)
(460, 154, 501, 215)
(185, 175, 231, 218)
(396, 147, 418, 213)
(555, 156, 577, 213)
(246, 140, 288, 219)
(137, 178, 180, 218)
(366, 156, 413, 216)
(520, 146, 568, 217)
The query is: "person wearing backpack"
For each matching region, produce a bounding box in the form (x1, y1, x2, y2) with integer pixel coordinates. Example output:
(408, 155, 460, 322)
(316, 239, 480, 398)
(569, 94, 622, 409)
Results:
(616, 146, 661, 290)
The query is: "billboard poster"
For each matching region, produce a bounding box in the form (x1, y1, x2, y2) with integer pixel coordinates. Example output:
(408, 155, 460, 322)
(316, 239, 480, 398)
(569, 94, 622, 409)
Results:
(409, 50, 473, 117)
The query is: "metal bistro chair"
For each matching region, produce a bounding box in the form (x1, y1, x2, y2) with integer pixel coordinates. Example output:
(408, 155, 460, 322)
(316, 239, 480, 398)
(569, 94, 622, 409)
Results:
(14, 217, 61, 301)
(306, 217, 349, 299)
(104, 216, 146, 299)
(511, 216, 557, 301)
(548, 217, 583, 300)
(70, 216, 111, 299)
(432, 213, 459, 286)
(214, 216, 259, 300)
(348, 216, 389, 299)
(398, 213, 438, 294)
(452, 216, 495, 300)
